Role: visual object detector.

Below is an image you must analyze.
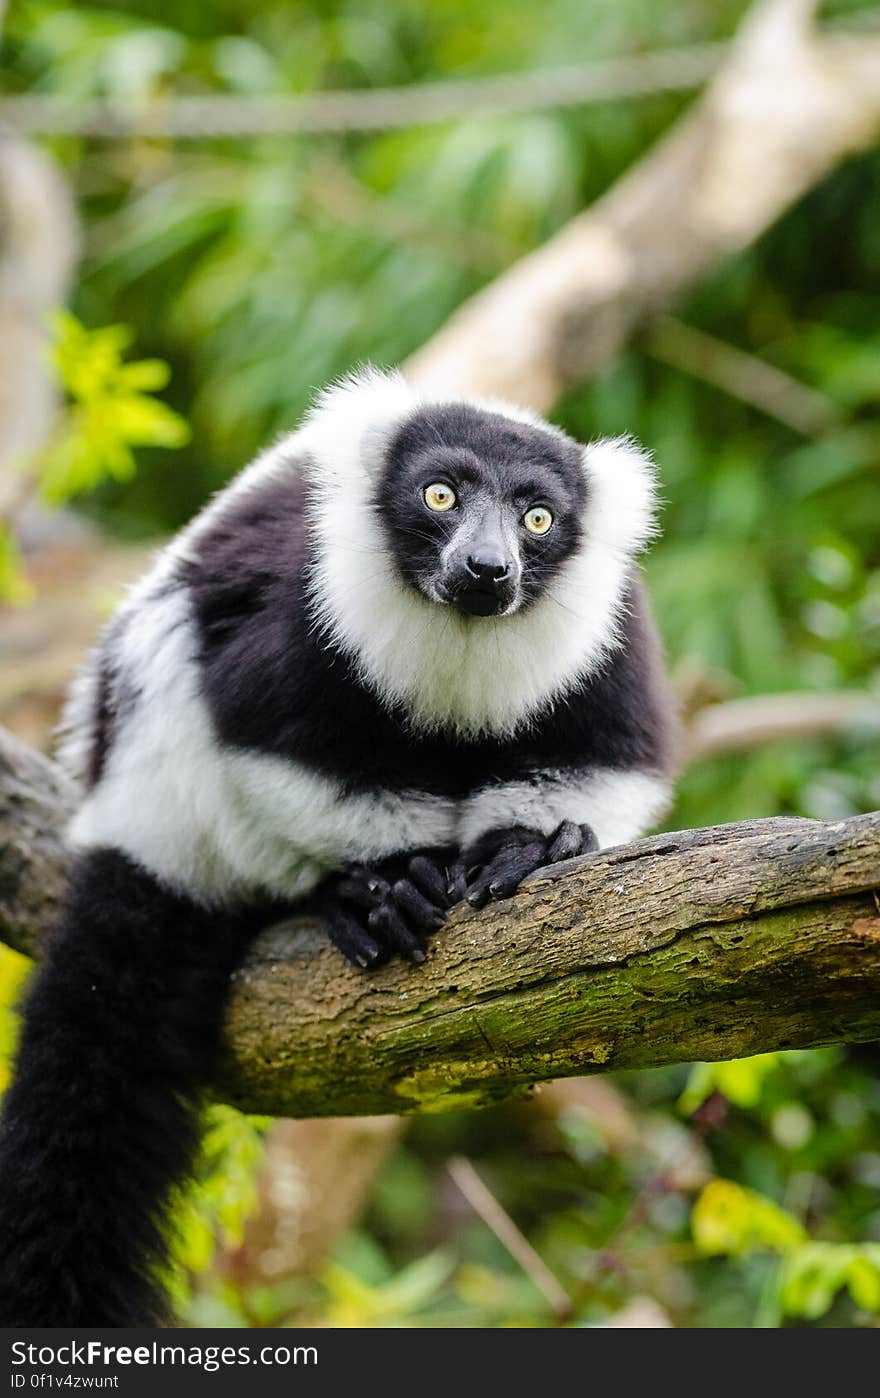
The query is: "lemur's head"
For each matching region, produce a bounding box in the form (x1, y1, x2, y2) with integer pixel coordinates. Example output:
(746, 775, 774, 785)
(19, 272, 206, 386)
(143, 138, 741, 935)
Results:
(302, 367, 658, 734)
(378, 401, 586, 618)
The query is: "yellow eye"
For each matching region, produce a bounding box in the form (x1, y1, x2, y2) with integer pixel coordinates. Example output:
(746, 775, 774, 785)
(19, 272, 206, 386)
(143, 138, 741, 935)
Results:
(424, 483, 456, 512)
(523, 506, 553, 535)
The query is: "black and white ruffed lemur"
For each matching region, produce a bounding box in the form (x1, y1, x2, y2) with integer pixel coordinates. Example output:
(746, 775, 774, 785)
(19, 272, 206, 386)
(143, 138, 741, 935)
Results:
(0, 368, 677, 1325)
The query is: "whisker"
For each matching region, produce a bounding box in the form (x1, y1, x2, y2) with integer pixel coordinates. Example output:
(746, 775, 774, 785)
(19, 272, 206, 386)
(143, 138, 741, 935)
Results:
(544, 588, 588, 622)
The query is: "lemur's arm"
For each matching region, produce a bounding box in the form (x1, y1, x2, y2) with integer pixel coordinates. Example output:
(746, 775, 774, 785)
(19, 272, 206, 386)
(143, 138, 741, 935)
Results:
(454, 585, 677, 908)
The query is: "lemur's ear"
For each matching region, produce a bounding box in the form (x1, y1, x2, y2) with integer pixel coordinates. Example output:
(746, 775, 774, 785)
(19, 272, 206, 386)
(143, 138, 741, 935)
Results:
(582, 436, 659, 557)
(301, 365, 417, 479)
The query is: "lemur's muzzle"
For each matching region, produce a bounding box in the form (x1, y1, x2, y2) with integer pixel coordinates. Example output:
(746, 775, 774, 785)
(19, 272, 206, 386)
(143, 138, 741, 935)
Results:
(442, 537, 519, 617)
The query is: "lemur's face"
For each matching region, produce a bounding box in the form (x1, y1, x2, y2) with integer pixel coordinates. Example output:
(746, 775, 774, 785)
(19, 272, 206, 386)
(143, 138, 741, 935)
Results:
(380, 404, 588, 618)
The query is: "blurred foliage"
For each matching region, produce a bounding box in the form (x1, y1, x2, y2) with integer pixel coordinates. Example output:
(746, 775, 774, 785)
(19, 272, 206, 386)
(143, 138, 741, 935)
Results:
(0, 527, 34, 606)
(41, 309, 189, 504)
(2, 0, 880, 1329)
(692, 1179, 880, 1322)
(692, 1179, 808, 1258)
(164, 1105, 270, 1311)
(0, 312, 189, 602)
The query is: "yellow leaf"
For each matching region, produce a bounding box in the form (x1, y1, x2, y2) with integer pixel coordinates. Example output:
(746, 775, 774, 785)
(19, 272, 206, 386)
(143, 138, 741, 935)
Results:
(692, 1179, 806, 1258)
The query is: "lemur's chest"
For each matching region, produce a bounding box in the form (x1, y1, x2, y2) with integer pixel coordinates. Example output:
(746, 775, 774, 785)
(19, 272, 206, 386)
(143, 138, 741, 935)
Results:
(190, 563, 603, 798)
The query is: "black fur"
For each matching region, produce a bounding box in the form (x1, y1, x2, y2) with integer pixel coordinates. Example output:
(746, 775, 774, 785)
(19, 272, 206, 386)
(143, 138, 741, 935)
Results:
(87, 659, 114, 787)
(0, 850, 261, 1326)
(182, 465, 672, 795)
(456, 820, 599, 908)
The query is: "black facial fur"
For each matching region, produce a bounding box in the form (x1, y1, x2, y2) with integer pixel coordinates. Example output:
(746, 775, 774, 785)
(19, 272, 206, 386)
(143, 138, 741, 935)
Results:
(378, 403, 588, 616)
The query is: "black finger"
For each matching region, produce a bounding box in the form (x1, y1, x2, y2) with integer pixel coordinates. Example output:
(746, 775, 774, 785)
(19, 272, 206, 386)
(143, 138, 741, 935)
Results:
(466, 840, 545, 907)
(578, 823, 599, 854)
(487, 842, 547, 900)
(547, 819, 583, 863)
(408, 855, 451, 907)
(325, 905, 386, 970)
(368, 903, 427, 964)
(335, 870, 389, 909)
(446, 860, 467, 904)
(392, 878, 445, 934)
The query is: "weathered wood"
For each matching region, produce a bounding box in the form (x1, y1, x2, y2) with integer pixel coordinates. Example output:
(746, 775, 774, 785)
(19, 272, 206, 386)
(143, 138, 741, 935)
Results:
(0, 727, 76, 959)
(218, 814, 880, 1116)
(3, 720, 878, 1116)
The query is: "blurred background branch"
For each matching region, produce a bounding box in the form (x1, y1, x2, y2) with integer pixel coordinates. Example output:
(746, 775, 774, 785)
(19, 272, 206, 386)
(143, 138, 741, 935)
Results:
(406, 0, 880, 403)
(642, 316, 842, 437)
(1, 8, 878, 138)
(685, 689, 880, 762)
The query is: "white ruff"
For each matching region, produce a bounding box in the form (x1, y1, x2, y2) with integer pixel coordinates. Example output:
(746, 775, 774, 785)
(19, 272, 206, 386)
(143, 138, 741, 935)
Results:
(303, 368, 659, 736)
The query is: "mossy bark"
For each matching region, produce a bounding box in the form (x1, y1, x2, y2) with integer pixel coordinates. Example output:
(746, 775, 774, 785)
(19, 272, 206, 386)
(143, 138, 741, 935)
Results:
(219, 814, 880, 1115)
(4, 728, 879, 1118)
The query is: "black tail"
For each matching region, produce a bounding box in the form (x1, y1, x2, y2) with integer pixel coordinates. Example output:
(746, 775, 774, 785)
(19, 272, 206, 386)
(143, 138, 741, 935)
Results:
(0, 848, 256, 1326)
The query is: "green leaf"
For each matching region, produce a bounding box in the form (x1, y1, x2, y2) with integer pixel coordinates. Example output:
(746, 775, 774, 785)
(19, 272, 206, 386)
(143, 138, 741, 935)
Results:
(847, 1252, 880, 1312)
(36, 311, 190, 505)
(378, 1249, 455, 1313)
(692, 1180, 806, 1258)
(778, 1243, 880, 1321)
(680, 1053, 781, 1113)
(0, 945, 32, 1097)
(116, 358, 172, 392)
(321, 1249, 453, 1325)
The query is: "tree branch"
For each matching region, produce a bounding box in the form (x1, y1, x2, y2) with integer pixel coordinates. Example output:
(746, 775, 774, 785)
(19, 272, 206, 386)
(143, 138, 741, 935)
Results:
(217, 812, 880, 1114)
(406, 0, 880, 406)
(642, 315, 841, 437)
(0, 726, 76, 960)
(684, 690, 880, 763)
(3, 728, 880, 1117)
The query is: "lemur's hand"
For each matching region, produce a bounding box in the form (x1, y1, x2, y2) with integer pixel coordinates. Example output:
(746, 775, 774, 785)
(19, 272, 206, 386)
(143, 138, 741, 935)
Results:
(455, 820, 598, 910)
(321, 847, 459, 969)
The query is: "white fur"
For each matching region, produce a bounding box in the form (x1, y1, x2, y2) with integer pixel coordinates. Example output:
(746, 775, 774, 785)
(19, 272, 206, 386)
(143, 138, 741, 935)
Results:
(459, 769, 672, 851)
(56, 647, 102, 787)
(303, 368, 658, 736)
(67, 576, 458, 903)
(72, 366, 657, 744)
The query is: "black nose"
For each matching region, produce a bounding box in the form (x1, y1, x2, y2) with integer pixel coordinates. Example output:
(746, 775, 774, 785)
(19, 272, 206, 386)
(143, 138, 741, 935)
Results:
(466, 552, 510, 585)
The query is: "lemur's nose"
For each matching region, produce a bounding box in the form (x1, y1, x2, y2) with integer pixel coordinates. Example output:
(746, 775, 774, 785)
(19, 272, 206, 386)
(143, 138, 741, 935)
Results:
(466, 552, 510, 585)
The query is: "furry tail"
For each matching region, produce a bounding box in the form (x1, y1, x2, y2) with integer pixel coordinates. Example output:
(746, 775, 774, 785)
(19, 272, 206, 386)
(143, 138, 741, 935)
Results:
(0, 848, 256, 1326)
